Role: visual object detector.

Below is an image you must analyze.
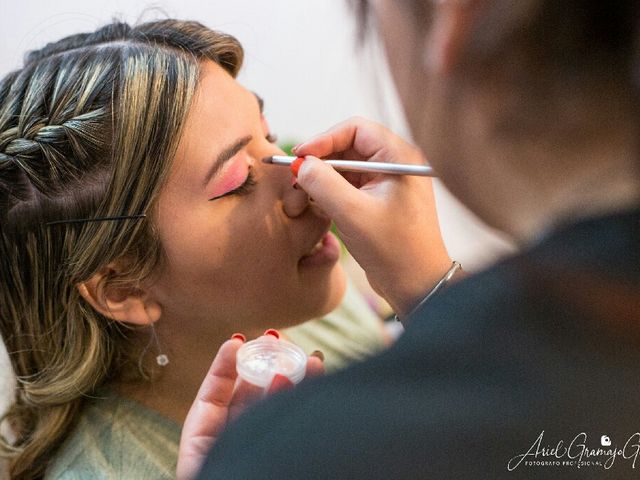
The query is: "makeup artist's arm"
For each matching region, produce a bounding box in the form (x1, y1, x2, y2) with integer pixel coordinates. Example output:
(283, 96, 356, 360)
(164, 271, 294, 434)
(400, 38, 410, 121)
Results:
(293, 117, 453, 320)
(177, 338, 324, 480)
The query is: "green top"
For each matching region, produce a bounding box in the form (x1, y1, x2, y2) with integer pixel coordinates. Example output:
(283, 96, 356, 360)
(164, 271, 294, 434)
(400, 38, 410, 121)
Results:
(45, 278, 386, 479)
(45, 391, 180, 479)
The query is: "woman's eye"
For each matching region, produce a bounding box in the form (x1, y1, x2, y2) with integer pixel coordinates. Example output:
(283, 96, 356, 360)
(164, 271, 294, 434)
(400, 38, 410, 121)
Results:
(208, 169, 257, 201)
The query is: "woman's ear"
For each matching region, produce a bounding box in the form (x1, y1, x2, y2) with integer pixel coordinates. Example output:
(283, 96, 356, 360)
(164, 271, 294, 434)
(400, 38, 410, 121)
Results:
(76, 266, 162, 326)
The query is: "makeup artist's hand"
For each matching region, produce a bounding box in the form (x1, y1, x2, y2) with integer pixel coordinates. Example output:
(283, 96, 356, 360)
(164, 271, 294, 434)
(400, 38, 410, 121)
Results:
(293, 117, 452, 319)
(176, 335, 324, 480)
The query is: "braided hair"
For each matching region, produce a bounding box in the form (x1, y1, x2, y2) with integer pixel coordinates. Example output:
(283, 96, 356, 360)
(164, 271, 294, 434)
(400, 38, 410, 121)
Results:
(0, 20, 243, 479)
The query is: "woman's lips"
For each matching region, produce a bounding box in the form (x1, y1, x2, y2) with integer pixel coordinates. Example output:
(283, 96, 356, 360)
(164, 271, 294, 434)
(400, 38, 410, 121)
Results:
(298, 232, 341, 268)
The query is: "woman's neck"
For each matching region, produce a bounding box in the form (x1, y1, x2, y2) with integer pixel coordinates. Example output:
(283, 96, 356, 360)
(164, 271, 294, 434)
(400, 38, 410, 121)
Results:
(114, 319, 235, 425)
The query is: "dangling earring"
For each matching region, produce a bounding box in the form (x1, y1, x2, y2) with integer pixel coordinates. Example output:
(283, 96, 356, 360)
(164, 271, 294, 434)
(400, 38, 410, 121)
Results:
(156, 354, 169, 366)
(151, 324, 169, 366)
(139, 323, 169, 371)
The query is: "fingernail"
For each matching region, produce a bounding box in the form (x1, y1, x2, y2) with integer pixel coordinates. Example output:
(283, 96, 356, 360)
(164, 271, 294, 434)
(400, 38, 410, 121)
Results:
(267, 373, 294, 394)
(290, 157, 305, 178)
(263, 329, 280, 339)
(231, 333, 246, 342)
(310, 350, 325, 362)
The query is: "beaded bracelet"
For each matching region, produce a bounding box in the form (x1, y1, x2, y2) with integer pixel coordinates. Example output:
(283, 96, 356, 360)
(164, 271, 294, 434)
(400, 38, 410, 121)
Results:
(394, 261, 462, 322)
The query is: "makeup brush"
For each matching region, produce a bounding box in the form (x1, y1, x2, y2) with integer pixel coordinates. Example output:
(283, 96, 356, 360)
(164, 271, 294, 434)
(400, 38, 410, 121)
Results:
(262, 155, 435, 177)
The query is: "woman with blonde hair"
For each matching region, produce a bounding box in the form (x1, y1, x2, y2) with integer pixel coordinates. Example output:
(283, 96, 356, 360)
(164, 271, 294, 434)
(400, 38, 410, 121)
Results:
(0, 19, 398, 479)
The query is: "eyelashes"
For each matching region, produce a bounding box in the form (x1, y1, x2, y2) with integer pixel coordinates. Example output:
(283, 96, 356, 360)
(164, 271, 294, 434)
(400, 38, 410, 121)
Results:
(208, 169, 257, 201)
(231, 169, 257, 196)
(207, 131, 275, 202)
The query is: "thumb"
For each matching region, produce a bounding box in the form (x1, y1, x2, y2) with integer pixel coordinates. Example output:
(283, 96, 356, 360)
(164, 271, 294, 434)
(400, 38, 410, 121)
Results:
(296, 156, 365, 225)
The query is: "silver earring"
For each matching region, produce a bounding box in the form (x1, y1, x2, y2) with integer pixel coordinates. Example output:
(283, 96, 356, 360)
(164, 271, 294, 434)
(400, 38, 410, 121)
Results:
(156, 353, 169, 366)
(139, 323, 169, 367)
(150, 325, 169, 366)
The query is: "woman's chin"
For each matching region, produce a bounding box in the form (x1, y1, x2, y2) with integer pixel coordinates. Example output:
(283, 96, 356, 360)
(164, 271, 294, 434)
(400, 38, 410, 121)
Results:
(277, 263, 348, 328)
(304, 262, 348, 318)
(325, 263, 348, 312)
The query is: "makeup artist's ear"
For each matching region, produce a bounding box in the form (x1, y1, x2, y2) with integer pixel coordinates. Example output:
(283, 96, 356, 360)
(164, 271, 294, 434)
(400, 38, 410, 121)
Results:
(76, 266, 162, 326)
(423, 0, 483, 74)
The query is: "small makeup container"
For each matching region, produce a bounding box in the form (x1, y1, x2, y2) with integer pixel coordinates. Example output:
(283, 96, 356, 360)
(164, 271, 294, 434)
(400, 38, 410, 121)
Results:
(236, 335, 307, 388)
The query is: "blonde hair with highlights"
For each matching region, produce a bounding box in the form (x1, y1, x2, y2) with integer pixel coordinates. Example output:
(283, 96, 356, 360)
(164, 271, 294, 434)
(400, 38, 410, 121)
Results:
(0, 20, 243, 479)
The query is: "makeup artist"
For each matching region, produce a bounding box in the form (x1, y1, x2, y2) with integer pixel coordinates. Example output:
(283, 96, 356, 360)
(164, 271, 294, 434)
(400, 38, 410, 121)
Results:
(181, 1, 640, 478)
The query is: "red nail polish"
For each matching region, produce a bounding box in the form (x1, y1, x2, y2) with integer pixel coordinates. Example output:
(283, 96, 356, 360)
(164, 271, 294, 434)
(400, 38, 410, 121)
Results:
(310, 350, 325, 362)
(231, 333, 246, 342)
(263, 329, 280, 339)
(290, 157, 305, 177)
(267, 374, 294, 394)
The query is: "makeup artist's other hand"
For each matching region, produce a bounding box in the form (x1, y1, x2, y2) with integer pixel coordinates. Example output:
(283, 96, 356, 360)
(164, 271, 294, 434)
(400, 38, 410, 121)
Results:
(293, 117, 452, 319)
(176, 336, 324, 480)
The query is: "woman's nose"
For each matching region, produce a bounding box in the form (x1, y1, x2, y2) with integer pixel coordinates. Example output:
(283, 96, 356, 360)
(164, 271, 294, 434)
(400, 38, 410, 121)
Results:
(257, 143, 310, 218)
(282, 180, 310, 218)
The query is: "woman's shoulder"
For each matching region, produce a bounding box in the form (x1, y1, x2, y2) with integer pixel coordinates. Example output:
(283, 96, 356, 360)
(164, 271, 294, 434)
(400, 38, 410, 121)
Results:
(44, 390, 180, 480)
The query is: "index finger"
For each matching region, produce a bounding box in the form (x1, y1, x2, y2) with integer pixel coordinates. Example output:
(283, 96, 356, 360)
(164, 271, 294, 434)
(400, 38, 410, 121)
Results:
(177, 338, 245, 479)
(196, 338, 243, 405)
(293, 117, 389, 160)
(183, 338, 243, 441)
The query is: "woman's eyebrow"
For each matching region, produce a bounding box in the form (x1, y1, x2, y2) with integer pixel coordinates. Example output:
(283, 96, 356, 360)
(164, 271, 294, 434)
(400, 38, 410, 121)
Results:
(203, 135, 252, 187)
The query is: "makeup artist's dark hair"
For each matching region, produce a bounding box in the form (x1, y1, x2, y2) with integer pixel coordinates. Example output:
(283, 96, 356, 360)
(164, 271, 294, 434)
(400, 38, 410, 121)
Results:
(348, 0, 640, 70)
(0, 19, 242, 479)
(353, 0, 640, 94)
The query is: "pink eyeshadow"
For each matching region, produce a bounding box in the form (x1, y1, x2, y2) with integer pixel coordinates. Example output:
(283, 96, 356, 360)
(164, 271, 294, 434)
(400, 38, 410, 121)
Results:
(208, 157, 249, 199)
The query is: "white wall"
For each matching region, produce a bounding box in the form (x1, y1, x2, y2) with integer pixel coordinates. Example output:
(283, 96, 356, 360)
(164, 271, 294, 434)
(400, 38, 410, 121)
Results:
(0, 0, 515, 429)
(1, 0, 389, 142)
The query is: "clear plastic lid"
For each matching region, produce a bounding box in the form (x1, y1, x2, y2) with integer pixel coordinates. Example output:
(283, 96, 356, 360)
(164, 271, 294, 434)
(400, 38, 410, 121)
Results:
(236, 336, 307, 388)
